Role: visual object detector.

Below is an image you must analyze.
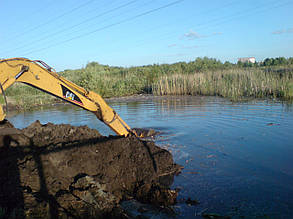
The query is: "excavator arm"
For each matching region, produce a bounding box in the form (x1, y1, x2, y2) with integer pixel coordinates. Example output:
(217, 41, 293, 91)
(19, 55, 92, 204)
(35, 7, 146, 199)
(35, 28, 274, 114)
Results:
(0, 58, 136, 137)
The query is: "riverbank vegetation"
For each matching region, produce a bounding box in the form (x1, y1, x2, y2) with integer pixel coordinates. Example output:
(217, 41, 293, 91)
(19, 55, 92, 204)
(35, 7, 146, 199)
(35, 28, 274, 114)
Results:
(2, 57, 293, 109)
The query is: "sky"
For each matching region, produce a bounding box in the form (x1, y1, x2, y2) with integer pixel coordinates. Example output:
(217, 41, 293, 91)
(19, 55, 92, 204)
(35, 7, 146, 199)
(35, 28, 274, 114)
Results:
(1, 0, 293, 71)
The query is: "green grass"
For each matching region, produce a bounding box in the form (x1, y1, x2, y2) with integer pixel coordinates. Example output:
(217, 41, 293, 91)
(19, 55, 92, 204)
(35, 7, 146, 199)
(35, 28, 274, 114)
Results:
(2, 59, 293, 109)
(2, 83, 56, 109)
(152, 68, 293, 100)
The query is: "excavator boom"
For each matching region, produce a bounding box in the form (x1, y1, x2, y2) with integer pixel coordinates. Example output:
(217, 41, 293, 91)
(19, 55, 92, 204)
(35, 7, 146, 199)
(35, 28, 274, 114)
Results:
(0, 58, 136, 137)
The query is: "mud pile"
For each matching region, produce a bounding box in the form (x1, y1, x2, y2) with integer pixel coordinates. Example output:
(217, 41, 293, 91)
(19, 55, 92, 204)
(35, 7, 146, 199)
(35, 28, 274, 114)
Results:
(0, 120, 182, 218)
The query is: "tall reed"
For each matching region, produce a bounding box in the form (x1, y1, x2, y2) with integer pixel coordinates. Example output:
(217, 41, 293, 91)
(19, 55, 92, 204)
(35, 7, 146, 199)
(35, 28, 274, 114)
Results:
(152, 68, 293, 100)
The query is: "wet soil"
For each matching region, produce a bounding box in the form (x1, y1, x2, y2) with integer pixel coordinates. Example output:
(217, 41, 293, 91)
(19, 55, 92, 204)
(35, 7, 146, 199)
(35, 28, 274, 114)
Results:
(0, 120, 182, 218)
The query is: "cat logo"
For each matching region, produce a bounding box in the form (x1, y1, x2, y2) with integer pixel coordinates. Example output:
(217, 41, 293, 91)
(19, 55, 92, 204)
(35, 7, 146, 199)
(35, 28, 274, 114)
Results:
(61, 84, 83, 105)
(65, 91, 75, 101)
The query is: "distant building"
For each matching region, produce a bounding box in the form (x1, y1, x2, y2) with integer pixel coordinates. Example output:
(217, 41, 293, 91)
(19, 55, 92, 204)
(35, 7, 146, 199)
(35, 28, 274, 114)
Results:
(238, 57, 256, 64)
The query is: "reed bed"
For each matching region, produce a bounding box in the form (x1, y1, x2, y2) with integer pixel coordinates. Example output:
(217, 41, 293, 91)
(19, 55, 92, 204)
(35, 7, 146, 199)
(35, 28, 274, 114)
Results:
(60, 67, 148, 98)
(152, 68, 293, 100)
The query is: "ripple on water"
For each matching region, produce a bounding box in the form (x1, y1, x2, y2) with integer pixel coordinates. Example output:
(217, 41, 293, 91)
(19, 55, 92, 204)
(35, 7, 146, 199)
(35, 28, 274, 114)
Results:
(7, 96, 293, 218)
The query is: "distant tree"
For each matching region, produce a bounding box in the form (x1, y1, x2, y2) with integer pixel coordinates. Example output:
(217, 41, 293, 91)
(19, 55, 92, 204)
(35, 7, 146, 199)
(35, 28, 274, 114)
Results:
(86, 61, 100, 68)
(244, 62, 253, 67)
(223, 61, 233, 68)
(77, 70, 93, 90)
(272, 58, 280, 65)
(237, 60, 244, 67)
(85, 61, 105, 73)
(263, 58, 273, 66)
(262, 57, 288, 66)
(275, 57, 287, 65)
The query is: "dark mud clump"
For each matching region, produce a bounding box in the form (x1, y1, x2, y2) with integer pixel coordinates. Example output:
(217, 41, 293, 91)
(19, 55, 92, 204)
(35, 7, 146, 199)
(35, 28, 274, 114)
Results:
(132, 128, 159, 138)
(0, 120, 182, 218)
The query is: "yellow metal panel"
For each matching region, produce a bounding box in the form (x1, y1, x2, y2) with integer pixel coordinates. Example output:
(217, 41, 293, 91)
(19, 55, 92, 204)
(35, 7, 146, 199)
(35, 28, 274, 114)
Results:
(0, 105, 5, 121)
(0, 58, 135, 137)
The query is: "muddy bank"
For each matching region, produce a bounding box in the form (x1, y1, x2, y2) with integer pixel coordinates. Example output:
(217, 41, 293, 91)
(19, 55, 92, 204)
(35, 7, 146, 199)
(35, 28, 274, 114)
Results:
(5, 94, 155, 111)
(0, 120, 182, 218)
(5, 94, 187, 111)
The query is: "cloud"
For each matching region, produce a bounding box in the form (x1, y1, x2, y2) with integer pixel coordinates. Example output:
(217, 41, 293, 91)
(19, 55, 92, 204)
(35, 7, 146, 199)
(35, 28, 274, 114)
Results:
(183, 30, 205, 40)
(272, 27, 293, 35)
(181, 45, 198, 49)
(272, 30, 285, 34)
(168, 44, 177, 48)
(167, 43, 198, 50)
(183, 30, 222, 40)
(212, 32, 223, 36)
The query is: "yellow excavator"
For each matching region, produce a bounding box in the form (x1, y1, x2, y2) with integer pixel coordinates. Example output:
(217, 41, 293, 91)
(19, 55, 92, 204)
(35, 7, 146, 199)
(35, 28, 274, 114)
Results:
(0, 57, 138, 137)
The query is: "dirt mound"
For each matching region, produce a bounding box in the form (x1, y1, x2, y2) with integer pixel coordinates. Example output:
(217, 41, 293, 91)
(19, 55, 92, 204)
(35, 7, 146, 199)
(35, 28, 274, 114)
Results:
(0, 120, 182, 218)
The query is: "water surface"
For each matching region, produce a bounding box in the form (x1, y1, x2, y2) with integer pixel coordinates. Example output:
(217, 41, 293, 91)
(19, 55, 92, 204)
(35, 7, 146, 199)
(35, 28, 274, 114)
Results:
(7, 96, 293, 218)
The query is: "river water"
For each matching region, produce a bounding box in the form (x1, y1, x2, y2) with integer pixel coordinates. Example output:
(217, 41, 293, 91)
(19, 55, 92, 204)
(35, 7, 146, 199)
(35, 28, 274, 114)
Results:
(7, 96, 293, 218)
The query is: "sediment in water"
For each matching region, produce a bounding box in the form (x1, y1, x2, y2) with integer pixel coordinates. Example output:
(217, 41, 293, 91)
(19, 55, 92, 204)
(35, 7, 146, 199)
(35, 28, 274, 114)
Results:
(0, 120, 182, 218)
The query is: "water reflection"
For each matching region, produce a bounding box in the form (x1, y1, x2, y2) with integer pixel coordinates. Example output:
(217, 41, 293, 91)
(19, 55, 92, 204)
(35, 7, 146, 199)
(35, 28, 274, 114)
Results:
(7, 96, 293, 218)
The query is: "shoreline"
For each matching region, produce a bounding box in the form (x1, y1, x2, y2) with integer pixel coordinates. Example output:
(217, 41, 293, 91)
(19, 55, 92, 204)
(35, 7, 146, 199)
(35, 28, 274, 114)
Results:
(3, 93, 289, 113)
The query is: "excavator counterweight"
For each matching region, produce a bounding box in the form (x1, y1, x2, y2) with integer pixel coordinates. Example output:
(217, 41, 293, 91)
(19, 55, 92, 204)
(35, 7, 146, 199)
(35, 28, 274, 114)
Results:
(0, 58, 138, 137)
